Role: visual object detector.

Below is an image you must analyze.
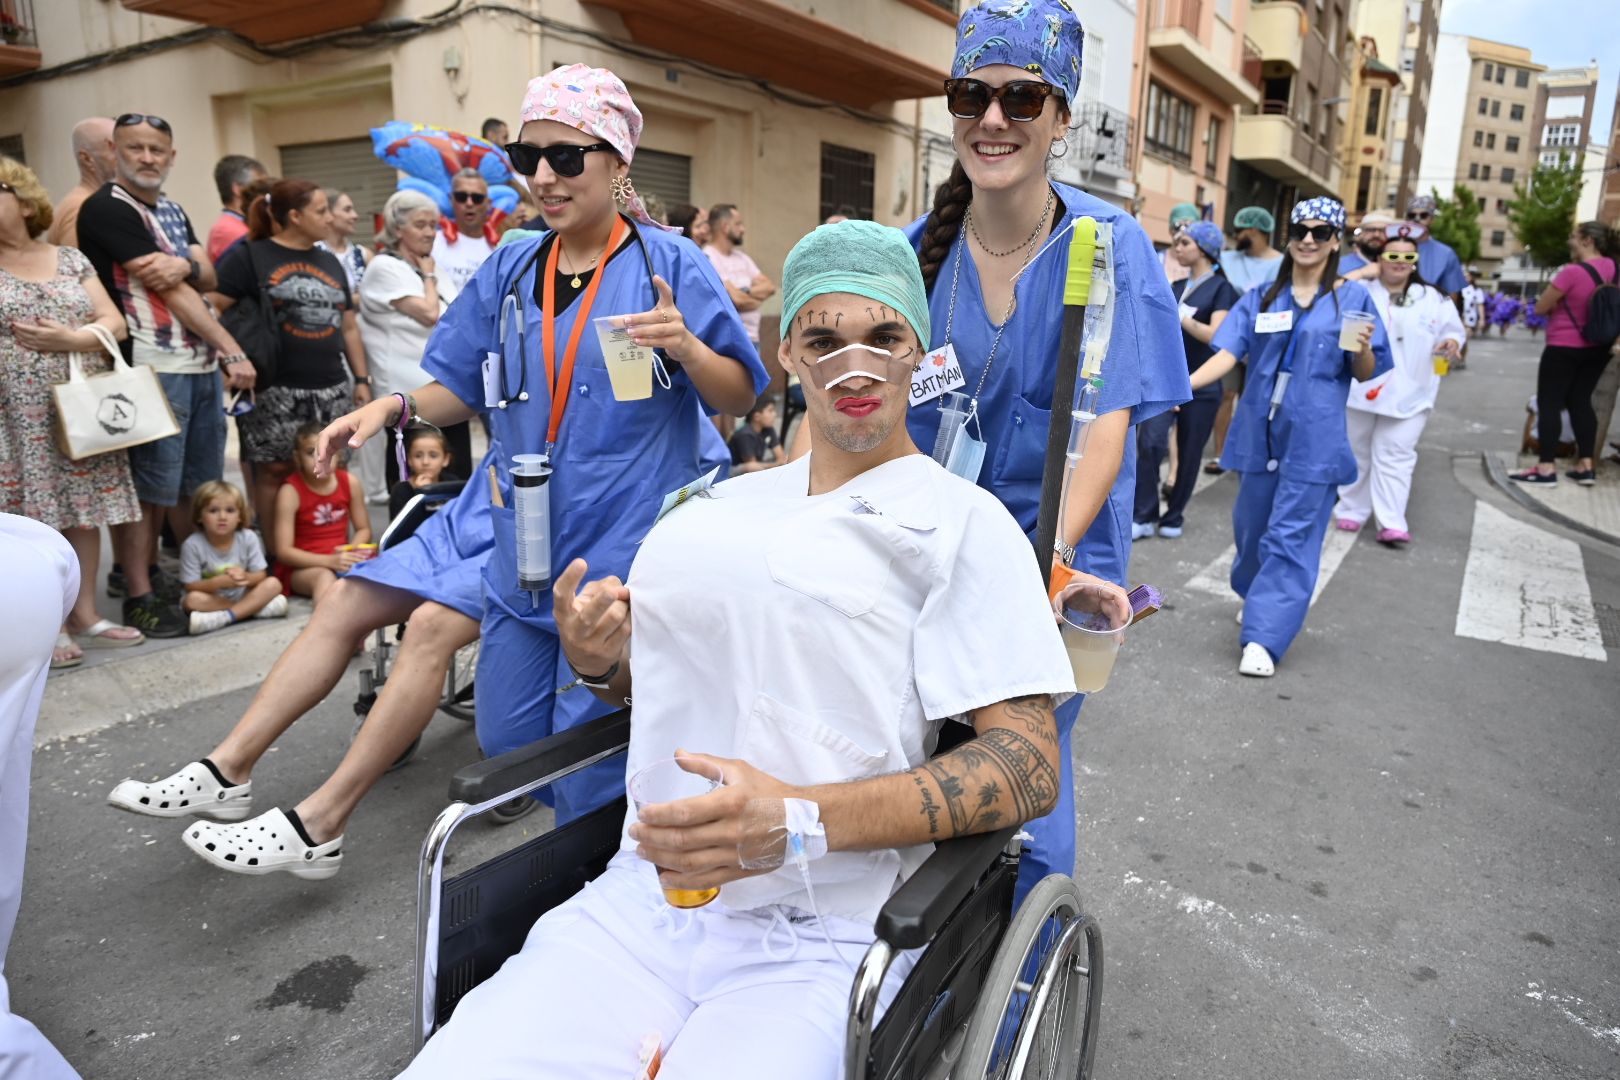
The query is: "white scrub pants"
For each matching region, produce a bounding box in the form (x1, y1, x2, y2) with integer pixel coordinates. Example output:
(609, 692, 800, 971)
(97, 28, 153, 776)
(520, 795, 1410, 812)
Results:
(1334, 410, 1429, 533)
(0, 516, 82, 1079)
(401, 856, 916, 1080)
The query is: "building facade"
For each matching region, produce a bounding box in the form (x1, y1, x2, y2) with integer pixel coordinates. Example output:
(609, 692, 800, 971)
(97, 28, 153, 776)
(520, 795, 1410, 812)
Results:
(1600, 79, 1620, 226)
(1129, 0, 1259, 246)
(1389, 0, 1439, 211)
(1531, 66, 1598, 173)
(0, 0, 967, 363)
(1225, 0, 1354, 234)
(1052, 0, 1141, 211)
(1338, 30, 1402, 218)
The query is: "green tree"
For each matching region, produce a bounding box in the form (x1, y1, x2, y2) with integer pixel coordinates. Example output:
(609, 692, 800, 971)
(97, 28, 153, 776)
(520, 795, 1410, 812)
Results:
(1428, 184, 1481, 263)
(1507, 153, 1583, 268)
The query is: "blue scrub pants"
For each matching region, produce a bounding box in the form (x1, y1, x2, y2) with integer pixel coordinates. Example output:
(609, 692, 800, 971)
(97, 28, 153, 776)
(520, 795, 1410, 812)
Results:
(1014, 693, 1081, 906)
(1132, 412, 1176, 526)
(475, 604, 625, 822)
(1161, 393, 1221, 530)
(1230, 470, 1337, 661)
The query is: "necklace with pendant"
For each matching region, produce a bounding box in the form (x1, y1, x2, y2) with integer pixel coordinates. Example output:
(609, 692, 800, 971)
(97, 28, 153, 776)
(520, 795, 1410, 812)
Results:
(558, 240, 597, 288)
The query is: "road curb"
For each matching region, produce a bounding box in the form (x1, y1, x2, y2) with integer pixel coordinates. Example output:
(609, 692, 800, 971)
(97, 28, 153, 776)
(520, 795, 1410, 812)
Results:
(36, 609, 312, 747)
(1479, 451, 1620, 549)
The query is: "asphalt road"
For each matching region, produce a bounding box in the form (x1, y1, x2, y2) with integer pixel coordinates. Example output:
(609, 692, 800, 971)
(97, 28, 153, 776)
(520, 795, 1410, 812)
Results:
(10, 329, 1618, 1079)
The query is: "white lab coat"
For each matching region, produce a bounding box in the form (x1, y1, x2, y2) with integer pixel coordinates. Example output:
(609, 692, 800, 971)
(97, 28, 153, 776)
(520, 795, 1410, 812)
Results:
(1347, 280, 1465, 419)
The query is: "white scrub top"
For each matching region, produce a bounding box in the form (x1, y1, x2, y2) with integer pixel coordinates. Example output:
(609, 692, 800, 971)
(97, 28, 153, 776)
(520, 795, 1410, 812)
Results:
(1348, 281, 1464, 419)
(623, 453, 1076, 923)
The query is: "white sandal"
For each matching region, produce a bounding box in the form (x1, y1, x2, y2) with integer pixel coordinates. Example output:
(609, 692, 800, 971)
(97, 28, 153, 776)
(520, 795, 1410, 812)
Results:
(107, 760, 252, 821)
(74, 618, 145, 648)
(183, 808, 343, 880)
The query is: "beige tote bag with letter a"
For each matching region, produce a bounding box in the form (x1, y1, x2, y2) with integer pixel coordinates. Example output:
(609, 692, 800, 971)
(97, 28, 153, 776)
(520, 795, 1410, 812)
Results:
(52, 323, 181, 461)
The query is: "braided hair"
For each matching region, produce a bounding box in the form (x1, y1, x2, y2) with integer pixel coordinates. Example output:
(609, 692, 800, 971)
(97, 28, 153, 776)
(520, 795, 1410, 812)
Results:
(918, 161, 974, 294)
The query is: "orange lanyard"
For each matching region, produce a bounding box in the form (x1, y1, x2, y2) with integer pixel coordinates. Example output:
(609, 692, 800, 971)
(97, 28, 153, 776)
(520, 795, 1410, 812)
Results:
(540, 214, 628, 449)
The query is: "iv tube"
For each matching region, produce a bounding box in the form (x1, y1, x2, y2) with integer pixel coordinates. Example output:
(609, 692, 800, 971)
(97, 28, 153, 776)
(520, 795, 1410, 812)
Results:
(512, 454, 552, 606)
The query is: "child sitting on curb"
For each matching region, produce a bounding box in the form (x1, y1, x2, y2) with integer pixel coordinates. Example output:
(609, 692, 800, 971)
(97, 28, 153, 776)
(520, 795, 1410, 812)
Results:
(272, 423, 372, 604)
(179, 481, 288, 635)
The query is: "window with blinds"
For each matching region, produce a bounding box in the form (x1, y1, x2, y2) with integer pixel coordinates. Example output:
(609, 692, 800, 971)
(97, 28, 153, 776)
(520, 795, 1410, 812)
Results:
(279, 138, 401, 232)
(629, 149, 692, 221)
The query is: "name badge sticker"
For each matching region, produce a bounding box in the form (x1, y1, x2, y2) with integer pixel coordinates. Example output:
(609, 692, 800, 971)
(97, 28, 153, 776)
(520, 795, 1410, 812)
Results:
(910, 343, 967, 405)
(654, 466, 721, 524)
(482, 352, 502, 408)
(1255, 311, 1293, 334)
(1178, 303, 1197, 322)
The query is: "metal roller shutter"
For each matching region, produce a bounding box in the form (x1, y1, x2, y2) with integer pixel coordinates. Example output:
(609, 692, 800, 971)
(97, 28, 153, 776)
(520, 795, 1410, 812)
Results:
(279, 138, 400, 232)
(629, 149, 692, 218)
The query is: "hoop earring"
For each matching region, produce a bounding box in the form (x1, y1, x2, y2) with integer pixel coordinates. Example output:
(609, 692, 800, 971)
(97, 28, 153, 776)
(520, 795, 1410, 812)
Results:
(1050, 138, 1070, 160)
(610, 176, 636, 204)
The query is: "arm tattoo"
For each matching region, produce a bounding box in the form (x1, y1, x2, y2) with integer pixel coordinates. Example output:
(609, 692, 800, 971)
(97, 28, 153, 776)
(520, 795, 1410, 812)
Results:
(1003, 694, 1059, 747)
(913, 773, 942, 836)
(920, 726, 1059, 837)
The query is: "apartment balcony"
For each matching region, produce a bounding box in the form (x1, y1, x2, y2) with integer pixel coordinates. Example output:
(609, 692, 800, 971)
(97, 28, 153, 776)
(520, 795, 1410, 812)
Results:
(0, 0, 41, 77)
(1148, 0, 1260, 107)
(588, 0, 949, 109)
(1247, 1, 1307, 71)
(1234, 109, 1342, 195)
(118, 0, 385, 45)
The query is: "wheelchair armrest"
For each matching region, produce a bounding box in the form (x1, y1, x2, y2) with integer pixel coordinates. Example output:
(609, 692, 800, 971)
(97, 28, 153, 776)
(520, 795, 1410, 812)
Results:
(874, 827, 1019, 951)
(447, 709, 631, 804)
(418, 480, 466, 498)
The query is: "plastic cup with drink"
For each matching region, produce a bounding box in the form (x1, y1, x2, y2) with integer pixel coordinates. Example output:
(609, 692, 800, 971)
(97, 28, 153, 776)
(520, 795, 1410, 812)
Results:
(1055, 582, 1132, 694)
(628, 756, 726, 909)
(1338, 310, 1376, 352)
(593, 315, 654, 402)
(336, 543, 378, 568)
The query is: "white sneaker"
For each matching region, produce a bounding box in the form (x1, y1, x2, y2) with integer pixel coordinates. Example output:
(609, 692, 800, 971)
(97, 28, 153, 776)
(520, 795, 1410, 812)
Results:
(1131, 522, 1156, 540)
(1157, 525, 1183, 538)
(189, 609, 232, 635)
(108, 760, 252, 821)
(1235, 605, 1244, 626)
(183, 807, 343, 880)
(254, 594, 289, 620)
(1239, 642, 1276, 677)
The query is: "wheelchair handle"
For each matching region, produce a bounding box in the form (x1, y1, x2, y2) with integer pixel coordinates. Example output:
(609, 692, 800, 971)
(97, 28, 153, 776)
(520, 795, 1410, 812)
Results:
(447, 709, 632, 804)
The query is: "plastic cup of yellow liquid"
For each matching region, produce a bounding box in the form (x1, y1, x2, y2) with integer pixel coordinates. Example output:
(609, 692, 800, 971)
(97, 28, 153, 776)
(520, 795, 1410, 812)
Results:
(628, 757, 726, 909)
(1056, 583, 1131, 694)
(336, 543, 378, 566)
(1432, 353, 1451, 376)
(1338, 311, 1376, 352)
(593, 315, 654, 402)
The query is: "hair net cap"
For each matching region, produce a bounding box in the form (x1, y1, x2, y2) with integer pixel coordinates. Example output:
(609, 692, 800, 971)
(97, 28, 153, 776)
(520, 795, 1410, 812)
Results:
(1169, 202, 1200, 227)
(1291, 196, 1345, 230)
(953, 1, 1085, 105)
(1232, 206, 1274, 232)
(1182, 220, 1225, 260)
(1356, 210, 1397, 230)
(1407, 194, 1437, 213)
(781, 221, 931, 349)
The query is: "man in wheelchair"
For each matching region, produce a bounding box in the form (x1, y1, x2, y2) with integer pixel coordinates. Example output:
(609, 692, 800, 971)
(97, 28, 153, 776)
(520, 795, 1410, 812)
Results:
(402, 221, 1095, 1079)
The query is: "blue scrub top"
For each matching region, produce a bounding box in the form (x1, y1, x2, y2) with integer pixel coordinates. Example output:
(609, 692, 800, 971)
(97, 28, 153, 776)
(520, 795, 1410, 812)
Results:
(1210, 280, 1394, 485)
(1337, 251, 1368, 275)
(1417, 237, 1467, 295)
(422, 221, 768, 629)
(904, 183, 1190, 586)
(1219, 250, 1284, 294)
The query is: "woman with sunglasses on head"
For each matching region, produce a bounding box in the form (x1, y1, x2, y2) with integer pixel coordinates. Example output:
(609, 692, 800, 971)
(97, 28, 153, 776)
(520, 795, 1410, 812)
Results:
(1189, 197, 1392, 678)
(212, 179, 372, 544)
(315, 65, 766, 821)
(1333, 225, 1463, 544)
(905, 0, 1189, 900)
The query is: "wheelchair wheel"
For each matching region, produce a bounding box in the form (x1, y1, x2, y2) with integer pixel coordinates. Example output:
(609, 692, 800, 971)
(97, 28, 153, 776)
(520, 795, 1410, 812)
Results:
(955, 875, 1103, 1080)
(438, 639, 479, 722)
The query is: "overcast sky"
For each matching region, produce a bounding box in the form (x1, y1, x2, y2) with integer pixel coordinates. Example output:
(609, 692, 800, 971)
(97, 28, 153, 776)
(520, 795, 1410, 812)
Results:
(1439, 0, 1619, 151)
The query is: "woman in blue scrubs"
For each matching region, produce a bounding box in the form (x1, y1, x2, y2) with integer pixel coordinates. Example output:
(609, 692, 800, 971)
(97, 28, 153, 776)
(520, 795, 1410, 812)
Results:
(906, 0, 1190, 897)
(1189, 196, 1392, 678)
(315, 66, 765, 820)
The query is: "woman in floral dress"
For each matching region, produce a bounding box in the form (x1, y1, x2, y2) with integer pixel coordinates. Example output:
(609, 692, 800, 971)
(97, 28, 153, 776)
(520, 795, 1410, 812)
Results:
(0, 157, 144, 667)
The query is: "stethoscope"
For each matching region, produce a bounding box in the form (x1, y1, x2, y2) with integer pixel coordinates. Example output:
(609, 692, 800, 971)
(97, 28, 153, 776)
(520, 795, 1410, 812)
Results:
(495, 213, 660, 409)
(1261, 286, 1327, 472)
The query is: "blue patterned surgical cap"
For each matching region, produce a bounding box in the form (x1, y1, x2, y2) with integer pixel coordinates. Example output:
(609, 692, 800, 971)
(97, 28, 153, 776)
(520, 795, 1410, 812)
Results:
(953, 0, 1085, 105)
(1291, 196, 1345, 230)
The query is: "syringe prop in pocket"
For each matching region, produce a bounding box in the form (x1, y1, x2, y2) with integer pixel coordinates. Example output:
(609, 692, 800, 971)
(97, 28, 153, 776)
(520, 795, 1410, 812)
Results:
(511, 453, 553, 605)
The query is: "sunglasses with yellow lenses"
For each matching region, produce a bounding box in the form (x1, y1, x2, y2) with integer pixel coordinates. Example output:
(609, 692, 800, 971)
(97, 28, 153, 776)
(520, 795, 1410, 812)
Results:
(1380, 251, 1420, 263)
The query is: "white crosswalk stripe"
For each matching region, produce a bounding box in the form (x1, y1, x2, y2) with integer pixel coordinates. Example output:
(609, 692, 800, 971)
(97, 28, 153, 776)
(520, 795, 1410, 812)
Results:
(1455, 501, 1607, 662)
(1181, 526, 1359, 606)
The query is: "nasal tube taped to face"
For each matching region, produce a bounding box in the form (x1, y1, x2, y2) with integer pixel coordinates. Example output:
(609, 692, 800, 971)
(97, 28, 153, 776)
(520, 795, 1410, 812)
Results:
(805, 343, 919, 391)
(511, 454, 552, 603)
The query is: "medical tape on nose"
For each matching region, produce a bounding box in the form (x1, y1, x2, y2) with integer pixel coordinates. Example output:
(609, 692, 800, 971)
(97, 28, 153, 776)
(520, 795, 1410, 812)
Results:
(807, 343, 918, 390)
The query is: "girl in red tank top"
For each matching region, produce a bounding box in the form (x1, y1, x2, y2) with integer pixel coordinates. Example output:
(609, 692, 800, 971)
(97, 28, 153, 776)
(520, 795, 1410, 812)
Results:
(272, 423, 373, 602)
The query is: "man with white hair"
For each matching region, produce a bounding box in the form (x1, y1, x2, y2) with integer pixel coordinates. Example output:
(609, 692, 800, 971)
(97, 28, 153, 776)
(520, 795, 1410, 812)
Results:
(44, 117, 116, 248)
(430, 168, 496, 301)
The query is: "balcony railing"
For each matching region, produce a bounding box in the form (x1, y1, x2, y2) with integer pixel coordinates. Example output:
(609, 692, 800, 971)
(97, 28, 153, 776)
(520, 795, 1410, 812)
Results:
(1070, 102, 1135, 175)
(1, 0, 38, 48)
(1152, 0, 1203, 35)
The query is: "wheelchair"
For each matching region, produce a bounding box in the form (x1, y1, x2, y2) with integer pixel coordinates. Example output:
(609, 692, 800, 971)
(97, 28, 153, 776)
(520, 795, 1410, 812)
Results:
(412, 709, 1105, 1078)
(352, 482, 479, 769)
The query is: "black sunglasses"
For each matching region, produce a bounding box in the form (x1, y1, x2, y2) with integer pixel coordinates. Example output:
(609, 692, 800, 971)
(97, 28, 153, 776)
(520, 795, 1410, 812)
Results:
(452, 190, 488, 205)
(115, 113, 173, 135)
(1407, 211, 1433, 221)
(944, 78, 1060, 122)
(503, 141, 615, 178)
(1288, 223, 1338, 243)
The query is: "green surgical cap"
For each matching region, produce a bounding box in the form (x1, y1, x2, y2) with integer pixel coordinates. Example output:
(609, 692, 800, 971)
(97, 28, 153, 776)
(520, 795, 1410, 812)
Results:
(1233, 206, 1275, 232)
(780, 220, 931, 349)
(1169, 202, 1200, 227)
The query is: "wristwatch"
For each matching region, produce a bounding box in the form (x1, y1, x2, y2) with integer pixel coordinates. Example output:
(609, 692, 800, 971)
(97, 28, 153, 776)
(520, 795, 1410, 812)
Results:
(185, 256, 201, 284)
(570, 660, 620, 690)
(354, 376, 372, 387)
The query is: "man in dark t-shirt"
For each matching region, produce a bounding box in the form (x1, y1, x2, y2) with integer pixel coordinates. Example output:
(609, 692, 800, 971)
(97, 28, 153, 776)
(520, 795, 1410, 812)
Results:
(727, 398, 781, 473)
(75, 114, 253, 638)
